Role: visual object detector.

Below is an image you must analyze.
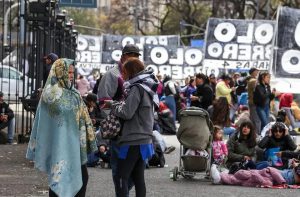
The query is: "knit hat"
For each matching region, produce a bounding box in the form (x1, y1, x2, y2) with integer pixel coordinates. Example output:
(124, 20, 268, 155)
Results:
(46, 53, 58, 63)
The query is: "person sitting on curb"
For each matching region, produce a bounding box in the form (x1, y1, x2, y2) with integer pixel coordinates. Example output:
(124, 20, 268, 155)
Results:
(0, 91, 15, 144)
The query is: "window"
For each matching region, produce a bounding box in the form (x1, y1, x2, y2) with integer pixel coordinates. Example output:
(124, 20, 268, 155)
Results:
(0, 67, 21, 80)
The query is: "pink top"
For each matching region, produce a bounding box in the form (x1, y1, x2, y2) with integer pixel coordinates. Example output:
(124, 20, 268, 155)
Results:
(76, 78, 90, 96)
(212, 140, 228, 160)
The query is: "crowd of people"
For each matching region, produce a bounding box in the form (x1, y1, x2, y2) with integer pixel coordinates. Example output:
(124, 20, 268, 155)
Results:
(22, 43, 300, 197)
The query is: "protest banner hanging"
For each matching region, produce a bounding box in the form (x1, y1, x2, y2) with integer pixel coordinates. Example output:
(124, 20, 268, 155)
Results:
(143, 44, 203, 79)
(76, 34, 204, 79)
(203, 18, 275, 76)
(272, 6, 300, 93)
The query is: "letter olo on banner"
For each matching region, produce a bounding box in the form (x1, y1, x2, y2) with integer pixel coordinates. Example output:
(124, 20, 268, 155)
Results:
(204, 18, 274, 71)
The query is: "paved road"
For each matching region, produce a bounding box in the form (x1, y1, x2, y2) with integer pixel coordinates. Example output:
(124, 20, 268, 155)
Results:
(1, 135, 300, 197)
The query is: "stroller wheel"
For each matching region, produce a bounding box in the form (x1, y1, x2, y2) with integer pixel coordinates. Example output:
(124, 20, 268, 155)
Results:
(172, 166, 178, 181)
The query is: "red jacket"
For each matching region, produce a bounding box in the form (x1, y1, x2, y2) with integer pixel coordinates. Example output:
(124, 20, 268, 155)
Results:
(279, 93, 293, 108)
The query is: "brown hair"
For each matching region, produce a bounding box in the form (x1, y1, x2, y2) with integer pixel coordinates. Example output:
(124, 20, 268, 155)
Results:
(123, 57, 145, 79)
(213, 125, 223, 141)
(211, 97, 230, 127)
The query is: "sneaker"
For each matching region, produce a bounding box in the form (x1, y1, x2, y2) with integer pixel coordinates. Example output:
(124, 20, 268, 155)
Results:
(164, 146, 176, 154)
(210, 164, 221, 184)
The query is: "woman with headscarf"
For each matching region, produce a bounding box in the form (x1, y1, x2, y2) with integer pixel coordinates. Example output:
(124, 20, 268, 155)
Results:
(26, 59, 97, 197)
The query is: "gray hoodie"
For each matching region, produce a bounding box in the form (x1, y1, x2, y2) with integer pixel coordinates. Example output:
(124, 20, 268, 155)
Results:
(111, 85, 154, 146)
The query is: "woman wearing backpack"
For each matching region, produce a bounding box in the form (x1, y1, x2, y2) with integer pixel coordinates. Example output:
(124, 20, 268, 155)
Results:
(253, 71, 275, 132)
(109, 57, 158, 197)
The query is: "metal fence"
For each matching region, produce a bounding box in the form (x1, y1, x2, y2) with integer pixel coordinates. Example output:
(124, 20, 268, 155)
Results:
(0, 0, 77, 143)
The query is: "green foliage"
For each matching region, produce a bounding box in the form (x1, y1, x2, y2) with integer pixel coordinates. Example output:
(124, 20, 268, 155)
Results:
(66, 8, 103, 35)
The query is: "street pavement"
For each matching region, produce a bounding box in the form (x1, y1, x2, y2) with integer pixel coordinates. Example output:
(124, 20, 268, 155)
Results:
(1, 135, 300, 197)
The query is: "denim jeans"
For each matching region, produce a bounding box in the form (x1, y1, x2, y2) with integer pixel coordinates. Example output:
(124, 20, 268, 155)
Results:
(110, 140, 133, 197)
(0, 118, 15, 143)
(164, 95, 176, 122)
(249, 104, 261, 134)
(282, 107, 300, 129)
(280, 169, 295, 185)
(223, 127, 236, 136)
(256, 161, 270, 170)
(256, 105, 269, 131)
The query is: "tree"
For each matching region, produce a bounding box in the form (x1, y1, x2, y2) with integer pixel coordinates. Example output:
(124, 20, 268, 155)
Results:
(66, 8, 103, 35)
(211, 0, 300, 20)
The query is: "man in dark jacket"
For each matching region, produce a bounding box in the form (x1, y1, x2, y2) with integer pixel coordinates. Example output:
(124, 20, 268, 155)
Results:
(0, 92, 15, 144)
(43, 53, 58, 87)
(191, 73, 213, 110)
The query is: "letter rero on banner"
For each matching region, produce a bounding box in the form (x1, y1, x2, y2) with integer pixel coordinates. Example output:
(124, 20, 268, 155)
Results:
(204, 18, 275, 75)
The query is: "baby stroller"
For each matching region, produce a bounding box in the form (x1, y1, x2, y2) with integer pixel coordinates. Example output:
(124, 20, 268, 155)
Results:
(171, 107, 213, 181)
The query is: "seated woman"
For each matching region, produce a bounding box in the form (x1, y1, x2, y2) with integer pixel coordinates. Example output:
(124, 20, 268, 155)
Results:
(258, 122, 297, 169)
(210, 160, 300, 186)
(226, 121, 257, 171)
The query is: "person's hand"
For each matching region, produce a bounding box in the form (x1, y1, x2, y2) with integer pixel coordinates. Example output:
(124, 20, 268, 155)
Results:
(231, 86, 237, 91)
(103, 100, 113, 109)
(190, 96, 198, 101)
(275, 152, 282, 157)
(99, 145, 106, 153)
(291, 159, 300, 168)
(284, 128, 289, 136)
(268, 129, 272, 137)
(244, 156, 251, 161)
(91, 119, 96, 125)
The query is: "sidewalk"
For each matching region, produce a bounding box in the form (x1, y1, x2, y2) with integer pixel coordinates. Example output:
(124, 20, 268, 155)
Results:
(0, 144, 48, 197)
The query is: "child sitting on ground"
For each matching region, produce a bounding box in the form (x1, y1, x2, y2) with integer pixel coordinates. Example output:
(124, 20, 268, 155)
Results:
(212, 126, 228, 166)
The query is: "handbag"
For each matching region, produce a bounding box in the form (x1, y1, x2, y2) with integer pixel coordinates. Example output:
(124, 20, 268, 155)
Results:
(100, 113, 122, 139)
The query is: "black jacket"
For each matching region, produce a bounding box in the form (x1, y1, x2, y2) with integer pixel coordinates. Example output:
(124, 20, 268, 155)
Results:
(0, 102, 14, 123)
(253, 83, 274, 107)
(258, 135, 297, 151)
(87, 103, 107, 129)
(191, 83, 213, 110)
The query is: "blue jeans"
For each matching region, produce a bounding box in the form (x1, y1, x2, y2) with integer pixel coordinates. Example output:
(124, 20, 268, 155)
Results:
(165, 96, 176, 122)
(280, 169, 295, 185)
(256, 105, 269, 131)
(256, 161, 270, 170)
(223, 127, 236, 136)
(110, 140, 133, 197)
(0, 118, 15, 143)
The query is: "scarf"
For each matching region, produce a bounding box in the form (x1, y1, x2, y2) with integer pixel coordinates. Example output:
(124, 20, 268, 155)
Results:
(26, 58, 97, 197)
(123, 67, 159, 108)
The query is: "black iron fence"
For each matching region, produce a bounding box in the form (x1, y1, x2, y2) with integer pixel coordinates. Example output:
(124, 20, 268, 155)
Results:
(0, 0, 77, 143)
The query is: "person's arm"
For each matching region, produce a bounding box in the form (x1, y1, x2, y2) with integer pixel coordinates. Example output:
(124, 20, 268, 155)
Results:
(221, 141, 228, 156)
(281, 151, 300, 160)
(284, 135, 297, 151)
(258, 136, 270, 149)
(97, 71, 118, 103)
(227, 138, 244, 162)
(111, 86, 141, 120)
(5, 104, 14, 120)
